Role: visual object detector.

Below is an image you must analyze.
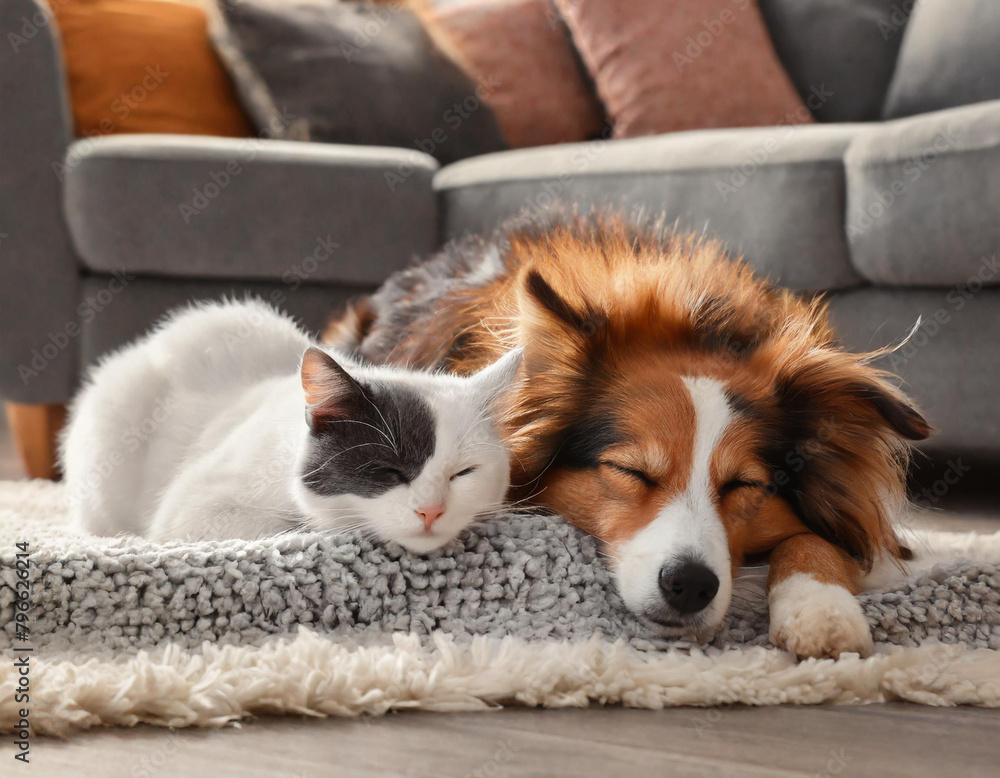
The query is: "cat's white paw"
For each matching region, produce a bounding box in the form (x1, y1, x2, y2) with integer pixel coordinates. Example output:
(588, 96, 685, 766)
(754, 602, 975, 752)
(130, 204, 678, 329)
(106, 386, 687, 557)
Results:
(768, 574, 873, 660)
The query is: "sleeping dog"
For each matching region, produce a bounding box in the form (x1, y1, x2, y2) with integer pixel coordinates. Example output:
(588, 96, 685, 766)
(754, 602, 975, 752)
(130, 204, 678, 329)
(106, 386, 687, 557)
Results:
(325, 214, 930, 659)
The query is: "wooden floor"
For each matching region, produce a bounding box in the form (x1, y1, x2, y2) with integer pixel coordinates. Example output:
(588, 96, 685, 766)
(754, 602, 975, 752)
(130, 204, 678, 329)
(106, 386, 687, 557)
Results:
(2, 414, 998, 777)
(7, 703, 999, 778)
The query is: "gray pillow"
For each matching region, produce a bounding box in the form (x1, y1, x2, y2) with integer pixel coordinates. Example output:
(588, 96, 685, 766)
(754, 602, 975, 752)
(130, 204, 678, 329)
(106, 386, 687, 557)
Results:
(211, 0, 507, 164)
(882, 0, 1000, 119)
(759, 0, 910, 123)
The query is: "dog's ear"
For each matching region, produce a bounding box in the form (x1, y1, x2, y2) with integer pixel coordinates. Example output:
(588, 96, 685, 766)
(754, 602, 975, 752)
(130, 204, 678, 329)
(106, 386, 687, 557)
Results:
(771, 346, 932, 444)
(758, 339, 931, 569)
(845, 380, 931, 441)
(517, 271, 605, 365)
(523, 271, 599, 333)
(503, 271, 606, 487)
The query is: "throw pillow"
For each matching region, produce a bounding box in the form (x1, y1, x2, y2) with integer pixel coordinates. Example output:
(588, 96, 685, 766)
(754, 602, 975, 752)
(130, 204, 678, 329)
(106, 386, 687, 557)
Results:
(211, 0, 508, 164)
(759, 0, 911, 123)
(49, 0, 253, 138)
(882, 0, 1000, 119)
(553, 0, 813, 139)
(430, 0, 606, 148)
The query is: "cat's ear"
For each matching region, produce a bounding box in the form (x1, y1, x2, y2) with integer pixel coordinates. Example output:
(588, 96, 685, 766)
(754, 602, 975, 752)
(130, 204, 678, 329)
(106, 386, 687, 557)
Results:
(300, 347, 362, 428)
(470, 348, 523, 407)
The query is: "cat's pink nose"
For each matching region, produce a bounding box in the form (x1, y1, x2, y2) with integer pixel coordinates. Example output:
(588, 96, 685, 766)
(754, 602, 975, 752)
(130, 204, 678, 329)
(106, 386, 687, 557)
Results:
(416, 504, 445, 532)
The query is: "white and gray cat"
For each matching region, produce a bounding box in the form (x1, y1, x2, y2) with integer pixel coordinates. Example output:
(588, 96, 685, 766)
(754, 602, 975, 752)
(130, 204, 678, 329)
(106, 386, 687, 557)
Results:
(62, 299, 521, 551)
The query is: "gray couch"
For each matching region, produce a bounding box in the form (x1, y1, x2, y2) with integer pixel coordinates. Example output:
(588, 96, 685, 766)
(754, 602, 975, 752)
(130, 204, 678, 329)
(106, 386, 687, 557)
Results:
(2, 0, 999, 456)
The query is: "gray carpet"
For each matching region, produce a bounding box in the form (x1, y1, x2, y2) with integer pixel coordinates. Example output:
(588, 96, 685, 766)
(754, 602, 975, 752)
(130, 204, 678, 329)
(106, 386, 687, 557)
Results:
(1, 483, 998, 655)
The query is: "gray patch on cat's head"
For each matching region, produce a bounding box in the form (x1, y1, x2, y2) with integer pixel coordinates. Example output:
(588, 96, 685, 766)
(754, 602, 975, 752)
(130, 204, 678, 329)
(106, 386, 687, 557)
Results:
(301, 378, 436, 499)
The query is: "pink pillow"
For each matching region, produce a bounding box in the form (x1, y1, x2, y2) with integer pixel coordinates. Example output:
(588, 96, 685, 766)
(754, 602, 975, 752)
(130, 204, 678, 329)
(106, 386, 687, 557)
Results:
(431, 0, 606, 148)
(554, 0, 813, 139)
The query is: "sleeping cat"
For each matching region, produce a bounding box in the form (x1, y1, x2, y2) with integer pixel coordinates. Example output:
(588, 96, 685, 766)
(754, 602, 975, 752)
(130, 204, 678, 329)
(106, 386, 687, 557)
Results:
(62, 299, 521, 551)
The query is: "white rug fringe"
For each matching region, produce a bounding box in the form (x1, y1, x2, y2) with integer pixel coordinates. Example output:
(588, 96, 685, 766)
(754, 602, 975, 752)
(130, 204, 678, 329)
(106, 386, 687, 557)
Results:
(2, 628, 999, 735)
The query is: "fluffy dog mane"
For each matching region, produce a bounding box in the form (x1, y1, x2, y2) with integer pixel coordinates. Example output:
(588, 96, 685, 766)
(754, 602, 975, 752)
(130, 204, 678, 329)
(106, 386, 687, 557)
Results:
(327, 213, 930, 569)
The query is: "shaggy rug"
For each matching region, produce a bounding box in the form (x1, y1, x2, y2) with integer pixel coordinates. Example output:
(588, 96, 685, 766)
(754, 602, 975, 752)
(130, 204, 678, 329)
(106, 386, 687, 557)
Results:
(1, 480, 999, 734)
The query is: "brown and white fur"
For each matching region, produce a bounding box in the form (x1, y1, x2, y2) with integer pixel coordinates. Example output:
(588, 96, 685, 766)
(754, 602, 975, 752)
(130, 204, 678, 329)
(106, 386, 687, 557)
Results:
(325, 214, 931, 659)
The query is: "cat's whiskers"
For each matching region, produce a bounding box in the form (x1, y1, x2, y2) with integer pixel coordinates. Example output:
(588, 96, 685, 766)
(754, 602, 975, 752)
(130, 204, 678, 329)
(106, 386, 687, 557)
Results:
(504, 491, 547, 510)
(247, 473, 288, 503)
(463, 439, 505, 455)
(300, 513, 370, 533)
(327, 518, 370, 531)
(598, 547, 622, 565)
(325, 418, 397, 449)
(270, 525, 307, 538)
(500, 447, 529, 478)
(319, 521, 383, 542)
(299, 441, 394, 481)
(329, 520, 373, 532)
(394, 391, 405, 449)
(474, 496, 548, 521)
(456, 407, 495, 448)
(357, 384, 399, 455)
(510, 441, 565, 495)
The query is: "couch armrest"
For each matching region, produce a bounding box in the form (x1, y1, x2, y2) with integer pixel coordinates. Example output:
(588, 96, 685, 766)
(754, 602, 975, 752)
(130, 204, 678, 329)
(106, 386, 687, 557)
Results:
(63, 135, 440, 286)
(845, 100, 1000, 287)
(0, 0, 80, 403)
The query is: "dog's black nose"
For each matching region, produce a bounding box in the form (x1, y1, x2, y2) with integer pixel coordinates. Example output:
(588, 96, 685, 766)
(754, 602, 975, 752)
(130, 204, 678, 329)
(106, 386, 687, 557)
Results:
(658, 561, 720, 615)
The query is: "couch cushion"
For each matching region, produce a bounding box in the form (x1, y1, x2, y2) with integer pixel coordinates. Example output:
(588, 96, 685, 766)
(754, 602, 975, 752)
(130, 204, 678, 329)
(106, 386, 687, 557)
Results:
(78, 275, 364, 370)
(759, 0, 910, 123)
(64, 135, 439, 285)
(883, 0, 1000, 120)
(845, 100, 1000, 286)
(436, 124, 864, 291)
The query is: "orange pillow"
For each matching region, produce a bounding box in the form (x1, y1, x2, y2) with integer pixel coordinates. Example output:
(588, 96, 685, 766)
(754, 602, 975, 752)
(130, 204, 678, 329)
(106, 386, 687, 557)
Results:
(431, 0, 606, 149)
(554, 0, 812, 139)
(49, 0, 252, 138)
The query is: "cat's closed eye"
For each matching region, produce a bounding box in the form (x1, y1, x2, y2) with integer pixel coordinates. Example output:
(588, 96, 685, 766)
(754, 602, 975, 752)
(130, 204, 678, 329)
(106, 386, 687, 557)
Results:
(450, 466, 478, 481)
(378, 467, 409, 484)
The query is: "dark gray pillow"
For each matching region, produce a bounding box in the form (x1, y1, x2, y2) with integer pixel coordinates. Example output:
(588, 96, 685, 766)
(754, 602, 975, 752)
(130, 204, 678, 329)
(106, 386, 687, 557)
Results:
(882, 0, 1000, 119)
(759, 0, 911, 123)
(211, 0, 507, 164)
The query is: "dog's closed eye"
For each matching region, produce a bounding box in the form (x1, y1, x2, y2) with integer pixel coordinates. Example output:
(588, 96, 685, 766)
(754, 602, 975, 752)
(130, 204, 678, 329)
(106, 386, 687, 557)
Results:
(719, 478, 764, 498)
(600, 461, 658, 487)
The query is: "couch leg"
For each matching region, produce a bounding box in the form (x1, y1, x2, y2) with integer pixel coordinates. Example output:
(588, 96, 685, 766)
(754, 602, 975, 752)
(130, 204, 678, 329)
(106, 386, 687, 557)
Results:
(5, 402, 67, 480)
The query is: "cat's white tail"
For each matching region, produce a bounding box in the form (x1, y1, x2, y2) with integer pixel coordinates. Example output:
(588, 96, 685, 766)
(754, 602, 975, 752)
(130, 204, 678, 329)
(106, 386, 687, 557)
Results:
(150, 299, 311, 395)
(61, 335, 171, 536)
(62, 299, 312, 536)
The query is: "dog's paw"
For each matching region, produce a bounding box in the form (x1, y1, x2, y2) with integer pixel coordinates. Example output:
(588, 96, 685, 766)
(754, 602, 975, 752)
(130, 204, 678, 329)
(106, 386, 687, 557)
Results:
(768, 574, 873, 660)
